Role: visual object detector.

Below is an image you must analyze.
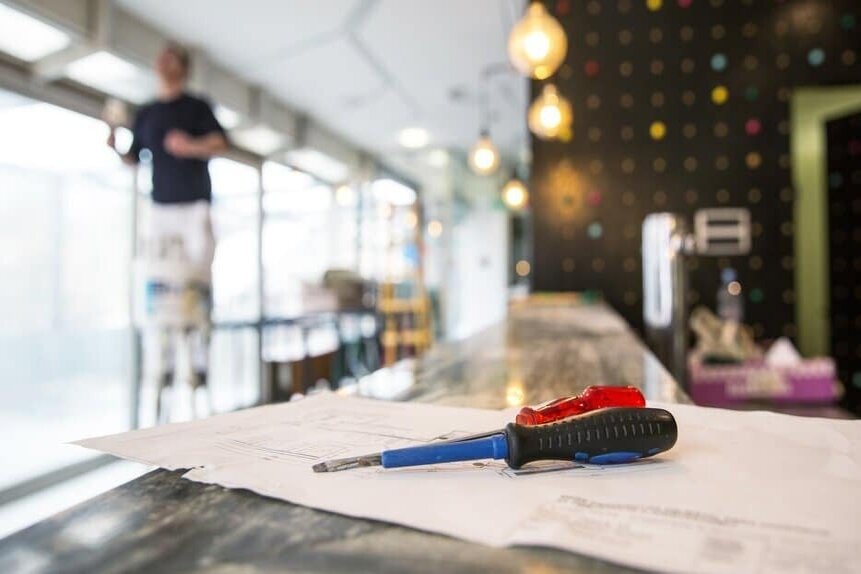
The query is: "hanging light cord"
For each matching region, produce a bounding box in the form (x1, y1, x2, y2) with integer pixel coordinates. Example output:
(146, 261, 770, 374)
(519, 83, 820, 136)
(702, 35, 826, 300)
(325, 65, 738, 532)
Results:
(478, 61, 519, 135)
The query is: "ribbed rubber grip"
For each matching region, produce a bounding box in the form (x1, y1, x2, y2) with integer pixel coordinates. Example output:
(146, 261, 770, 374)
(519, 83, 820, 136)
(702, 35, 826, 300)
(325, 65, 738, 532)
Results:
(505, 407, 677, 469)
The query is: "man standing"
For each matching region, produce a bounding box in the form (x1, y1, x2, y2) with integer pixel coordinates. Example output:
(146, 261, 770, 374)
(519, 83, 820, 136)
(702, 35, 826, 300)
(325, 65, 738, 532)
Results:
(108, 42, 228, 420)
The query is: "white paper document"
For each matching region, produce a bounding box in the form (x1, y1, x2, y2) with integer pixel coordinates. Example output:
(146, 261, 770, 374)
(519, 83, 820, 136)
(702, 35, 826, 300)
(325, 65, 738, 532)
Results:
(77, 394, 861, 573)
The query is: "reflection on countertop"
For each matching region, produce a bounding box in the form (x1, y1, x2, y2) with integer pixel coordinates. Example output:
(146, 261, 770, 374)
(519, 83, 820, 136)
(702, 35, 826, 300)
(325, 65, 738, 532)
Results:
(341, 295, 688, 409)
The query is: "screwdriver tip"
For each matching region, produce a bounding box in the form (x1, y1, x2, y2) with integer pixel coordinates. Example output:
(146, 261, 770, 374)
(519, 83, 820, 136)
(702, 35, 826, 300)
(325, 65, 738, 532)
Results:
(312, 453, 382, 473)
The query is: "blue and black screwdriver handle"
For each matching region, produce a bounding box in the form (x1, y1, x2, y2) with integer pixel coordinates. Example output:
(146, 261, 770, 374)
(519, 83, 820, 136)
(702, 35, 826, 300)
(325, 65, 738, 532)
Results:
(312, 407, 678, 472)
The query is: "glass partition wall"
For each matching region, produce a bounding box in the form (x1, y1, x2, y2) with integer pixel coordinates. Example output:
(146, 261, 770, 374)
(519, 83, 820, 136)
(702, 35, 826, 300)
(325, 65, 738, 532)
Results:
(260, 161, 358, 369)
(359, 177, 420, 283)
(208, 159, 262, 411)
(0, 89, 134, 491)
(262, 161, 360, 316)
(0, 83, 421, 498)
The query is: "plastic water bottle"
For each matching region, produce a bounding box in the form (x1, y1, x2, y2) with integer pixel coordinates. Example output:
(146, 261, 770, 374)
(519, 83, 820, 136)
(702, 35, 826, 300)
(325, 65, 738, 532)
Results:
(716, 267, 744, 323)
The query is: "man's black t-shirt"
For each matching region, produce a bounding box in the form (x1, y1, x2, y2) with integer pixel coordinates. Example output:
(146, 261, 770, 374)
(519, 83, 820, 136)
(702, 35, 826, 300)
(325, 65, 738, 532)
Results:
(130, 93, 225, 204)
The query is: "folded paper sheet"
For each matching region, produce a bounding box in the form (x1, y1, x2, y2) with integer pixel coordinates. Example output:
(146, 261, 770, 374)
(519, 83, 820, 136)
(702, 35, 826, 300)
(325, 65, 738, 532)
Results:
(77, 394, 861, 573)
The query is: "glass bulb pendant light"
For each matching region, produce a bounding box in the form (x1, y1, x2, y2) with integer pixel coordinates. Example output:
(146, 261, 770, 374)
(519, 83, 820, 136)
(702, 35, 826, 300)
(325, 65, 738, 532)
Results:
(528, 84, 573, 140)
(502, 178, 529, 210)
(508, 2, 568, 80)
(469, 131, 500, 175)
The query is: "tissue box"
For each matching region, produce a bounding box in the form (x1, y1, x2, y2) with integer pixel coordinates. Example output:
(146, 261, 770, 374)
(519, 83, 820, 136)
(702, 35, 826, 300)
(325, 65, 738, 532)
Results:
(688, 356, 840, 406)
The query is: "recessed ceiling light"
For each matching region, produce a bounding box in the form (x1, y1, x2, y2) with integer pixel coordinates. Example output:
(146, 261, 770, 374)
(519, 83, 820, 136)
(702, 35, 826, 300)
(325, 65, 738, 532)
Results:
(66, 51, 155, 104)
(284, 147, 350, 183)
(231, 124, 286, 156)
(398, 127, 430, 149)
(0, 3, 70, 62)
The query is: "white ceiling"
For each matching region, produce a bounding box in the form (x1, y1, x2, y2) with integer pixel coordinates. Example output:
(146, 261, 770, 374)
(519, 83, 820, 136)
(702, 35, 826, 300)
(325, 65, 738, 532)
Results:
(115, 0, 528, 160)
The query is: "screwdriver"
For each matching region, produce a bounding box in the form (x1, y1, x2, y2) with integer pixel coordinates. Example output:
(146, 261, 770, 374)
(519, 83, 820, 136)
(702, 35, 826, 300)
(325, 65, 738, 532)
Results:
(312, 407, 677, 472)
(312, 386, 646, 472)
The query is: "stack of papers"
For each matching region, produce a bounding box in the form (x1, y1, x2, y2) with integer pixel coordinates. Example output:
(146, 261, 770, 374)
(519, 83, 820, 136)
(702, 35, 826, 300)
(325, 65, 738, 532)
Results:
(77, 394, 861, 573)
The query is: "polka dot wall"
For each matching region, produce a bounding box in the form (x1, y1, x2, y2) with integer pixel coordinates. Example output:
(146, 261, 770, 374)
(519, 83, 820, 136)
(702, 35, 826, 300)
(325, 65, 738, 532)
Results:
(530, 0, 861, 342)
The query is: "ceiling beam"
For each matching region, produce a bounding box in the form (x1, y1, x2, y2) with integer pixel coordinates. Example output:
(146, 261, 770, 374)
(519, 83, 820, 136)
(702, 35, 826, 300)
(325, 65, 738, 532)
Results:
(5, 0, 89, 38)
(31, 43, 96, 81)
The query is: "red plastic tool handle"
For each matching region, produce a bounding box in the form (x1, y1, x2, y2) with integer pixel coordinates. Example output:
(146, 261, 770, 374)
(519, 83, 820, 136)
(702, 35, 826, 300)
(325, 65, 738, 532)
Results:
(515, 385, 646, 425)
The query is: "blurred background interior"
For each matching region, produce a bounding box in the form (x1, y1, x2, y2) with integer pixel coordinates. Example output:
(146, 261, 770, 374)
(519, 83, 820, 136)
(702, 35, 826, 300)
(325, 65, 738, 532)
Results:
(0, 0, 859, 538)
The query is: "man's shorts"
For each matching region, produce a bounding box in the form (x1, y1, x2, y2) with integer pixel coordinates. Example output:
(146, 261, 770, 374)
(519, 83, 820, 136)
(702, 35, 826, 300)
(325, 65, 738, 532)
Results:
(136, 200, 215, 328)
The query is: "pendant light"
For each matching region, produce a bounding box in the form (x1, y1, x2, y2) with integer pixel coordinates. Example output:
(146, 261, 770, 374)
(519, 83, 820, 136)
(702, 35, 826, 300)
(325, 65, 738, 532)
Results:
(508, 2, 568, 80)
(528, 84, 573, 140)
(502, 178, 529, 210)
(469, 74, 500, 176)
(468, 130, 500, 175)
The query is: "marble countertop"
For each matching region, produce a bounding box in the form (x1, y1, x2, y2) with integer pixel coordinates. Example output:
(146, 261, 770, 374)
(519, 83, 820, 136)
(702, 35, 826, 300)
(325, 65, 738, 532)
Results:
(0, 296, 689, 573)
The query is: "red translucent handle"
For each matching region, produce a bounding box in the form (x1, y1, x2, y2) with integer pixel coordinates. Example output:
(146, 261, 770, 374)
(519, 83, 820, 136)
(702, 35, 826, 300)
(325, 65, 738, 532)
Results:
(515, 386, 646, 425)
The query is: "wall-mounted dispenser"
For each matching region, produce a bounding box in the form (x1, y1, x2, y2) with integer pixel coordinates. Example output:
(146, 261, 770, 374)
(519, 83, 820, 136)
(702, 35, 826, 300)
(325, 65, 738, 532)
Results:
(642, 208, 751, 385)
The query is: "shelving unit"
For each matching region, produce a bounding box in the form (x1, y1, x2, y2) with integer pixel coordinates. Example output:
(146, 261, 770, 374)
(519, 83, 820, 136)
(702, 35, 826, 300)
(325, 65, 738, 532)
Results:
(378, 281, 433, 365)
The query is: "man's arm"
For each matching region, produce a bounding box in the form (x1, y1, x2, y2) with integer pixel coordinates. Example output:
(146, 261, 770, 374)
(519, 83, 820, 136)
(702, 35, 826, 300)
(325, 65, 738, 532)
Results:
(163, 130, 228, 159)
(107, 104, 145, 166)
(163, 97, 229, 160)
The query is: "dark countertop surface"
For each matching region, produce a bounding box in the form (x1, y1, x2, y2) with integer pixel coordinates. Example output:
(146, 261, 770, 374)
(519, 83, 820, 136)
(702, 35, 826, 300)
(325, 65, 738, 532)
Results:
(0, 295, 689, 573)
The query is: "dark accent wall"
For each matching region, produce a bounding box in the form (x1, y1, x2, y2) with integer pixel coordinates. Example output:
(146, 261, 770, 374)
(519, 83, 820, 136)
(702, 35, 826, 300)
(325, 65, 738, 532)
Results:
(826, 111, 861, 410)
(530, 0, 861, 339)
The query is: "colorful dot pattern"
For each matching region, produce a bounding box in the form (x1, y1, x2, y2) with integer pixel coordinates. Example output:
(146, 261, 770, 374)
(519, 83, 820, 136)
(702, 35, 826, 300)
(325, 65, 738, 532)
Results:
(530, 0, 861, 344)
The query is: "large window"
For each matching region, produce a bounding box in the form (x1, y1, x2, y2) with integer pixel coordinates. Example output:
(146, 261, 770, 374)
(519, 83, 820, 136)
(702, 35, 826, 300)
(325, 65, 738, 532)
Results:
(210, 158, 261, 322)
(359, 177, 420, 283)
(209, 158, 261, 409)
(262, 161, 358, 317)
(0, 89, 133, 489)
